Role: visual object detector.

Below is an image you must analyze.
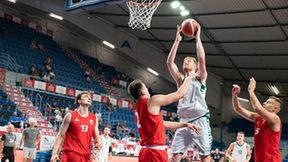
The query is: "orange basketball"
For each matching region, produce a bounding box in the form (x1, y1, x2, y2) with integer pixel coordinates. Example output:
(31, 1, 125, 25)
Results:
(181, 19, 199, 38)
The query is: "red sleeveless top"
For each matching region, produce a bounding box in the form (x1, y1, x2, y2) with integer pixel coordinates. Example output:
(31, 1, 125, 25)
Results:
(254, 117, 282, 162)
(63, 110, 96, 157)
(135, 98, 166, 146)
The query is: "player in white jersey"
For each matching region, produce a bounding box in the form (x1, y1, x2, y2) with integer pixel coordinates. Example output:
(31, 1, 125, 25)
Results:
(225, 131, 251, 162)
(95, 127, 112, 162)
(167, 25, 211, 162)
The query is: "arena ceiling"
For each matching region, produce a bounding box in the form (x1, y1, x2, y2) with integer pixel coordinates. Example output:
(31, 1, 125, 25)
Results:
(88, 0, 288, 99)
(2, 0, 288, 100)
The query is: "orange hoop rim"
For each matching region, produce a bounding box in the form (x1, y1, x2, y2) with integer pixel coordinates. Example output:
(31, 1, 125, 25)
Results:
(127, 0, 162, 7)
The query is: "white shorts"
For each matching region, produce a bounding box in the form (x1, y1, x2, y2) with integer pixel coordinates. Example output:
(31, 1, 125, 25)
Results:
(172, 115, 212, 156)
(23, 147, 37, 159)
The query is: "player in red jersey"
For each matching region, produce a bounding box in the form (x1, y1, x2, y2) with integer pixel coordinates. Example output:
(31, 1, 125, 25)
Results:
(128, 73, 200, 162)
(231, 78, 282, 162)
(50, 91, 101, 162)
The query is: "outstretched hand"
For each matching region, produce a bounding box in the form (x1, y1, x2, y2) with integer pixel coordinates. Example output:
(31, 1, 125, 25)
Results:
(248, 77, 256, 92)
(232, 84, 241, 95)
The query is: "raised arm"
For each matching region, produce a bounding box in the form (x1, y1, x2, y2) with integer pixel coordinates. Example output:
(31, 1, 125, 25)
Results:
(195, 26, 208, 85)
(50, 112, 71, 162)
(148, 73, 197, 114)
(232, 84, 259, 122)
(167, 25, 184, 86)
(248, 78, 281, 131)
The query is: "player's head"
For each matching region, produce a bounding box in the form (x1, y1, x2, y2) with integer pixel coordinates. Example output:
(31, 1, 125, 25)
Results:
(128, 79, 150, 100)
(76, 91, 92, 107)
(28, 117, 37, 127)
(236, 131, 245, 143)
(183, 57, 197, 73)
(103, 127, 110, 136)
(7, 124, 14, 133)
(215, 148, 219, 154)
(262, 96, 282, 113)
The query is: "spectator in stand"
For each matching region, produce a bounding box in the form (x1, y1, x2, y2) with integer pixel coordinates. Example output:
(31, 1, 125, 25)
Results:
(30, 40, 38, 50)
(29, 64, 40, 77)
(211, 148, 224, 162)
(123, 121, 130, 133)
(116, 122, 122, 135)
(84, 70, 92, 83)
(129, 129, 136, 141)
(105, 98, 115, 111)
(43, 72, 51, 82)
(37, 42, 45, 52)
(20, 113, 27, 129)
(95, 110, 102, 124)
(9, 112, 21, 128)
(55, 111, 63, 131)
(44, 57, 56, 80)
(192, 145, 201, 161)
(44, 57, 53, 67)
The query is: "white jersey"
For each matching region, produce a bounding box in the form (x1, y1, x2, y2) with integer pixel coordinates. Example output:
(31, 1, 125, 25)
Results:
(231, 142, 248, 162)
(178, 79, 209, 122)
(96, 135, 111, 162)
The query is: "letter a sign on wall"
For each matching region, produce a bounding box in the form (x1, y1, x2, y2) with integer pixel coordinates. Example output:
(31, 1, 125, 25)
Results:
(121, 40, 132, 49)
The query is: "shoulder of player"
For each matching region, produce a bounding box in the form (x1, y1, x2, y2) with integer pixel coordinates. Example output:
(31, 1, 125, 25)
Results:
(63, 112, 72, 123)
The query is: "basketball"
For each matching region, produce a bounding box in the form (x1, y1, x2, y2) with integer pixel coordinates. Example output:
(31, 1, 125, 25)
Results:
(181, 19, 199, 38)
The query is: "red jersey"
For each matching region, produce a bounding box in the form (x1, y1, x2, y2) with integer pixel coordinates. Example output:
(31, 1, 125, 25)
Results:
(135, 98, 166, 146)
(254, 117, 282, 162)
(63, 110, 96, 157)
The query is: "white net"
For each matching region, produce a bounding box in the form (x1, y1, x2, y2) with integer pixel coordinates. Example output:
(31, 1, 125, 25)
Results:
(127, 0, 162, 30)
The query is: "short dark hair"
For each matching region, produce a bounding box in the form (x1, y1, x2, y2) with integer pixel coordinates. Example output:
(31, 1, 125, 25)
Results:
(237, 131, 245, 136)
(75, 91, 92, 106)
(269, 96, 283, 105)
(128, 79, 143, 100)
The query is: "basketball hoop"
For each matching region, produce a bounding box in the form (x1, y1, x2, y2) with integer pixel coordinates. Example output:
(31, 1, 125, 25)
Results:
(126, 0, 162, 30)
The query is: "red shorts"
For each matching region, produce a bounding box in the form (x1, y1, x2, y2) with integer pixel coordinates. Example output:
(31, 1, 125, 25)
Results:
(61, 151, 90, 162)
(139, 148, 168, 162)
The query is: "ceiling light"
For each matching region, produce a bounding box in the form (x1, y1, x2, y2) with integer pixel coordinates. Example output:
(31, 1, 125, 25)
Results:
(8, 0, 16, 3)
(238, 97, 249, 102)
(179, 5, 185, 11)
(271, 85, 279, 95)
(180, 10, 190, 16)
(171, 1, 180, 8)
(102, 40, 115, 49)
(49, 13, 63, 20)
(147, 68, 159, 76)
